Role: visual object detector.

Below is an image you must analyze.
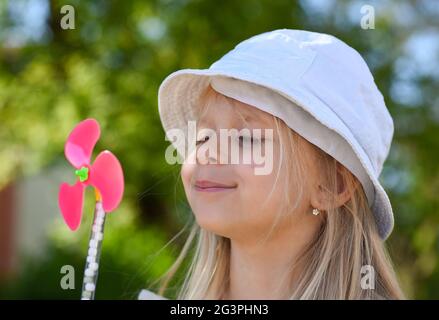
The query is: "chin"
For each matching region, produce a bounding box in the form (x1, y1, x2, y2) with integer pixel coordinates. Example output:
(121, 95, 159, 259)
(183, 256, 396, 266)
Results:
(194, 210, 234, 236)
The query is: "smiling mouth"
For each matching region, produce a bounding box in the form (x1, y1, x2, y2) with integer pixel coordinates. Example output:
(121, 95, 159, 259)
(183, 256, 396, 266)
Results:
(193, 180, 237, 192)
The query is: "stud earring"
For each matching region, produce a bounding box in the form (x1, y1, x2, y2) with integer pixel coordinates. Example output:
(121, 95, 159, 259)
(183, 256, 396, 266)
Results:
(312, 208, 320, 216)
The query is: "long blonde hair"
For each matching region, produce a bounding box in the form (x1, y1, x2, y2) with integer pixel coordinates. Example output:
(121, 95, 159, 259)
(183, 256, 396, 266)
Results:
(153, 84, 405, 300)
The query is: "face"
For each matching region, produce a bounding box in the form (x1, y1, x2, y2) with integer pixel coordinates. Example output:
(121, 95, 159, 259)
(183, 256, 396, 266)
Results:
(181, 91, 319, 244)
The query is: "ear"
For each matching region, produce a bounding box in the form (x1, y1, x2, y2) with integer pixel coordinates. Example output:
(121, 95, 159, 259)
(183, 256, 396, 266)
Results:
(310, 163, 357, 211)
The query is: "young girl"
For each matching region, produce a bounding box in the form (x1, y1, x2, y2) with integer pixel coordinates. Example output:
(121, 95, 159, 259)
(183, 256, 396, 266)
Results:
(140, 29, 405, 300)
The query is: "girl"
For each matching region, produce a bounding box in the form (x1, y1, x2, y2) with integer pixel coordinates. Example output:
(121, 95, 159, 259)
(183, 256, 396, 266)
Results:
(141, 29, 405, 300)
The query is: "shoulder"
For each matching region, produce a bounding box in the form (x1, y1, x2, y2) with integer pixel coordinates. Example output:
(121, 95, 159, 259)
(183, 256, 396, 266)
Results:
(138, 289, 168, 300)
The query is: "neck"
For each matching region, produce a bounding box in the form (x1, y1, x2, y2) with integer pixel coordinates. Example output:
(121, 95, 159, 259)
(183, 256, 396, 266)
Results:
(223, 221, 318, 300)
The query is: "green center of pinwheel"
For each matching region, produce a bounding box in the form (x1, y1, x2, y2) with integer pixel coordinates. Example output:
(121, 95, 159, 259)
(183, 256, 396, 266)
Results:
(75, 166, 89, 182)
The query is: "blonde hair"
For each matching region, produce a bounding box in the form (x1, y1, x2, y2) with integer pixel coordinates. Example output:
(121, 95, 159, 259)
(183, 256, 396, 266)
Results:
(153, 84, 405, 300)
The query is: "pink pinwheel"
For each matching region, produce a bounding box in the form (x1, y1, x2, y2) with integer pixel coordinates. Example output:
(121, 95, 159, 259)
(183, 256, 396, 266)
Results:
(58, 118, 124, 231)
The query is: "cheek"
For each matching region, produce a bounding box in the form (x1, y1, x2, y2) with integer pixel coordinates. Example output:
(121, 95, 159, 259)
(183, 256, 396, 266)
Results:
(240, 142, 284, 214)
(181, 151, 197, 193)
(181, 162, 193, 192)
(239, 165, 285, 220)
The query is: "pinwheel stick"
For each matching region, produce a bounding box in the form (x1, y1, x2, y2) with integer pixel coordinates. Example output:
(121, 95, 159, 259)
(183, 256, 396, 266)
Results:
(81, 189, 106, 300)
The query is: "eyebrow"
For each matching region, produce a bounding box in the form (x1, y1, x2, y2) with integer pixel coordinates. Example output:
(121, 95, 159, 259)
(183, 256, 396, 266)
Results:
(239, 109, 271, 127)
(197, 106, 272, 128)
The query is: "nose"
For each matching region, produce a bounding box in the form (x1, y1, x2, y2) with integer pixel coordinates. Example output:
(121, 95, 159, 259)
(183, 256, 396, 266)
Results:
(196, 130, 229, 165)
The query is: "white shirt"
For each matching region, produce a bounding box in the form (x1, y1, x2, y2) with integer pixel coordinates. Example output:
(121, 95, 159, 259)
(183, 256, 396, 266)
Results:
(138, 289, 168, 300)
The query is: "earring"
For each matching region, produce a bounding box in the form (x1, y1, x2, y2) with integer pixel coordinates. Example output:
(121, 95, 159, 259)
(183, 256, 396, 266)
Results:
(312, 208, 320, 216)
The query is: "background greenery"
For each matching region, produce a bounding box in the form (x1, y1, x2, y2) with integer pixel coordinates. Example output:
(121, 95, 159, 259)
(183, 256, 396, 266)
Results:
(0, 0, 438, 299)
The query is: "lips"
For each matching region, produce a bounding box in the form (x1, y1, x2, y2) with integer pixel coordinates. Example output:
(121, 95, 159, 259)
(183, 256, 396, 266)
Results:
(194, 180, 237, 192)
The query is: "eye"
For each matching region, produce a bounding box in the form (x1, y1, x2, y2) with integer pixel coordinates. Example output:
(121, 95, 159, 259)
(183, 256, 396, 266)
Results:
(238, 134, 263, 146)
(196, 135, 210, 145)
(238, 135, 252, 144)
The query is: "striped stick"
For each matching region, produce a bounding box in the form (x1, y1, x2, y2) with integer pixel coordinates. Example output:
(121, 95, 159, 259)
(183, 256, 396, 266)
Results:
(81, 189, 106, 300)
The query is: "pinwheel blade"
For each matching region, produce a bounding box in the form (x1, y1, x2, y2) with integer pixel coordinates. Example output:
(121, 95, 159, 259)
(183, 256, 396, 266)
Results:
(65, 118, 101, 168)
(90, 151, 124, 212)
(58, 181, 85, 231)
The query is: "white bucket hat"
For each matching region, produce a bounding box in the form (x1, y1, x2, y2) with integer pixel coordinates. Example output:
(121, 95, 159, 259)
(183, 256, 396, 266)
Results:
(157, 29, 395, 240)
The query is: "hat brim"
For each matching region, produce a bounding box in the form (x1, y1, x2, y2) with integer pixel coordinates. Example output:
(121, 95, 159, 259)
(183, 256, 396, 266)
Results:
(158, 68, 394, 240)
